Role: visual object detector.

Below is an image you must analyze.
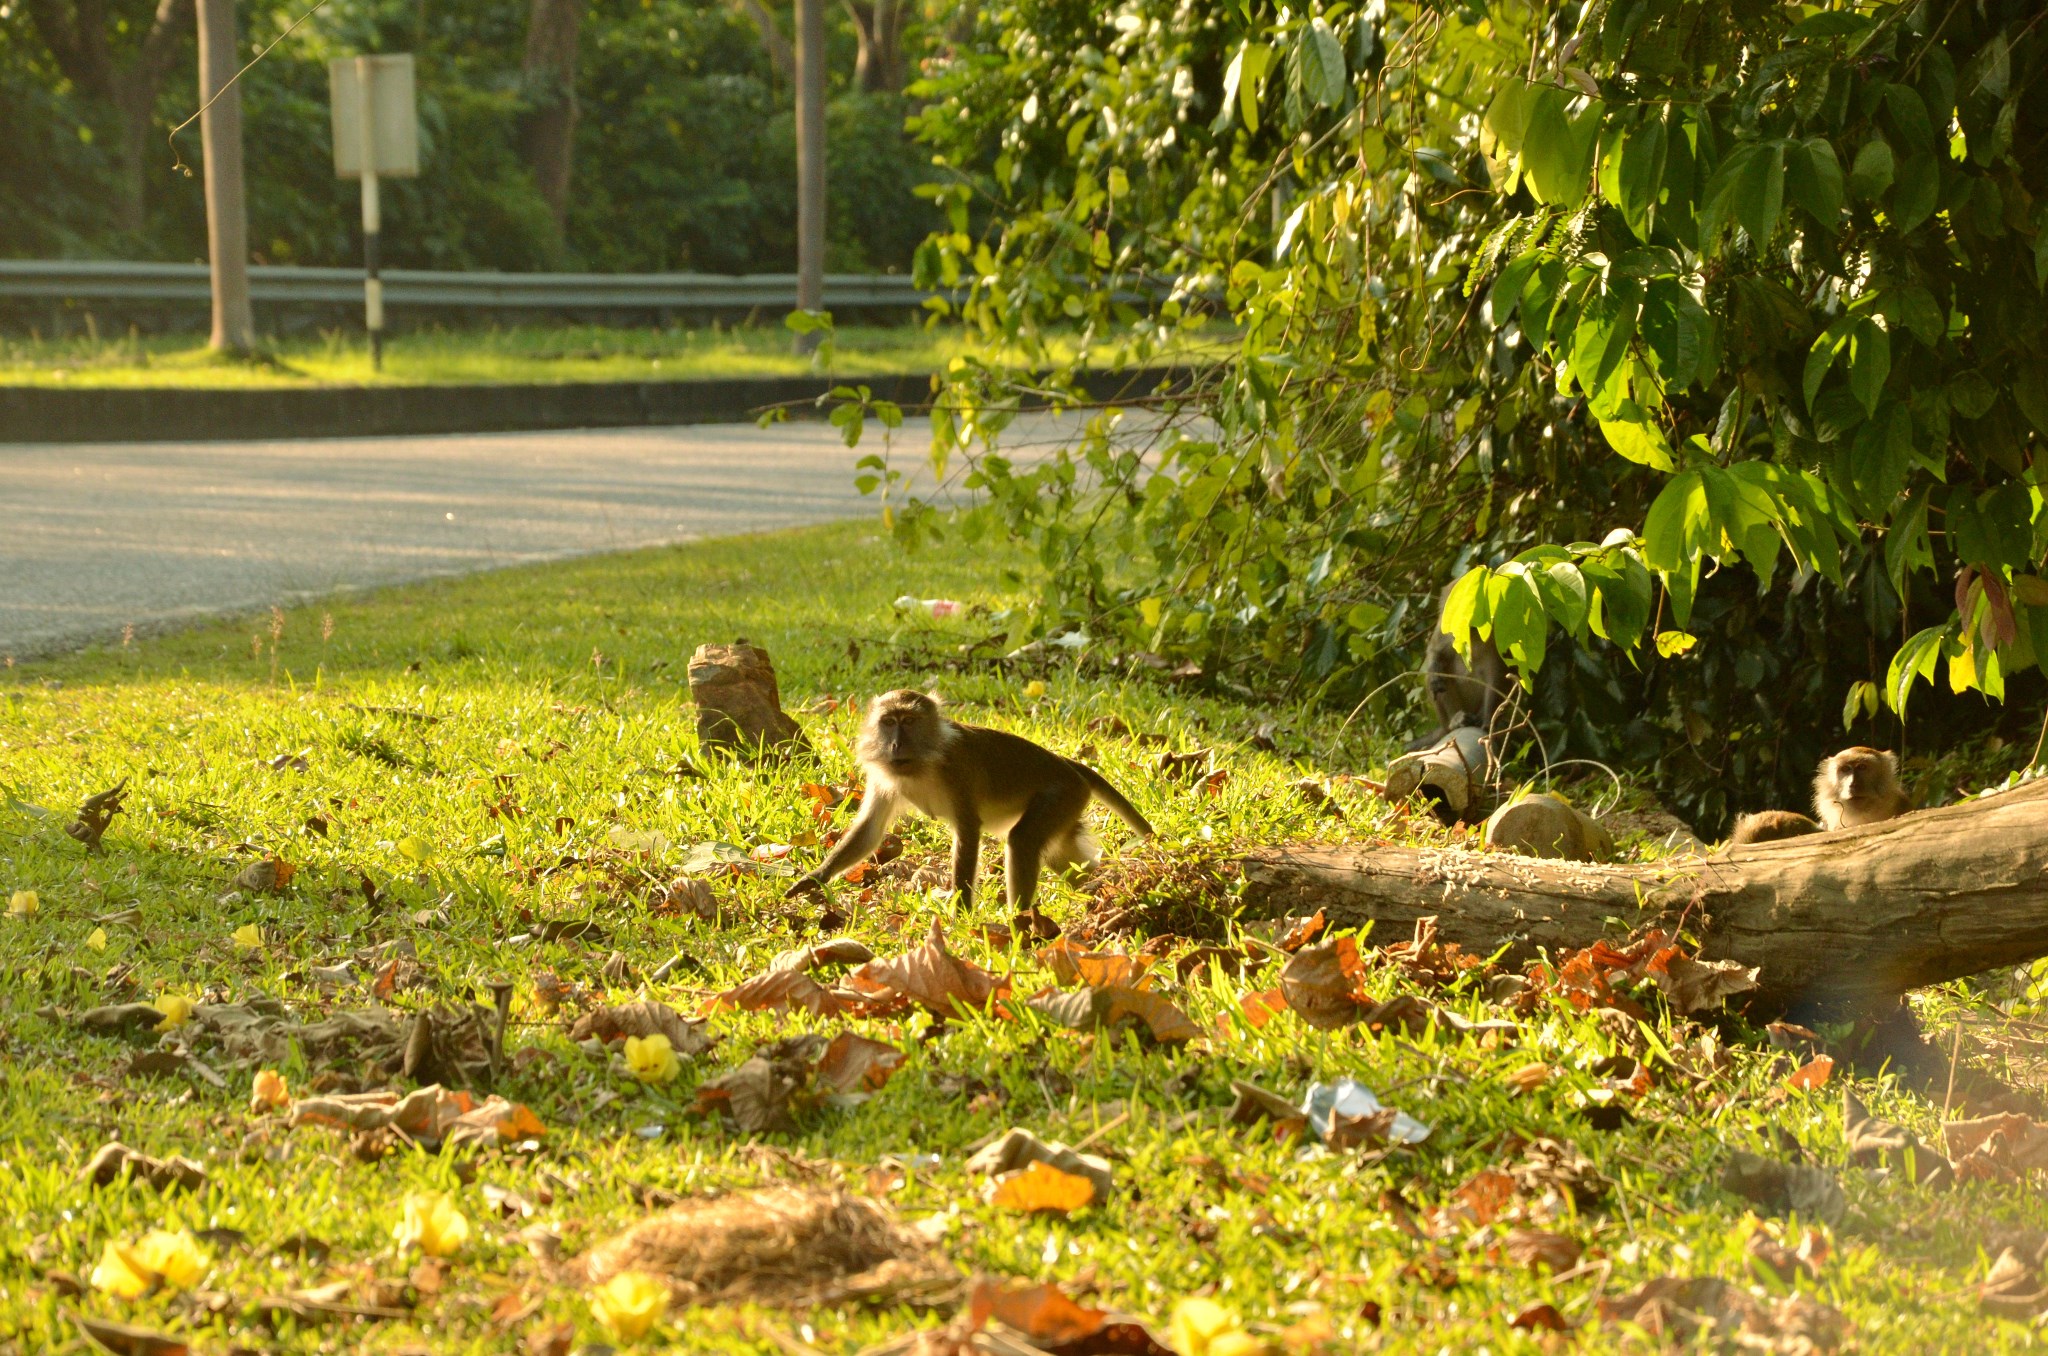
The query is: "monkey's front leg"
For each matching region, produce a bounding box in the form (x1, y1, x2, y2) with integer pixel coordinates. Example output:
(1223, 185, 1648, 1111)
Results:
(787, 788, 899, 897)
(948, 815, 981, 908)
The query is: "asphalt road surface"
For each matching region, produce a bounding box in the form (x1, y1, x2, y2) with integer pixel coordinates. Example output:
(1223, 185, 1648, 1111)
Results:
(0, 419, 1072, 661)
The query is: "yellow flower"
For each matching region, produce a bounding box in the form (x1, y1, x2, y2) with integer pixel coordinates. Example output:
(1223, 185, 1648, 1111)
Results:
(393, 1192, 469, 1257)
(623, 1033, 680, 1084)
(152, 994, 195, 1031)
(6, 890, 37, 917)
(591, 1270, 669, 1342)
(1170, 1298, 1266, 1356)
(231, 923, 262, 949)
(85, 927, 107, 952)
(1024, 680, 1048, 699)
(249, 1068, 290, 1112)
(92, 1229, 209, 1297)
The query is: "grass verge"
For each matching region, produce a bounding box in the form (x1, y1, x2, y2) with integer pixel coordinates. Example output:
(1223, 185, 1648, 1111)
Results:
(0, 323, 1226, 389)
(0, 520, 2041, 1353)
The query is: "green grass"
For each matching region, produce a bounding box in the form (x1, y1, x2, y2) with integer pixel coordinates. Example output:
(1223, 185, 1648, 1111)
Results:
(0, 322, 1226, 389)
(0, 521, 2040, 1353)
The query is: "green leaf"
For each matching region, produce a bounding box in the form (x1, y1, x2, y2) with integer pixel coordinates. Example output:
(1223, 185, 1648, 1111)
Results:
(1947, 369, 1997, 419)
(1641, 471, 1704, 574)
(1537, 561, 1591, 635)
(1615, 116, 1668, 239)
(1891, 153, 1940, 232)
(1803, 320, 1852, 411)
(1848, 139, 1895, 201)
(1441, 567, 1488, 642)
(1886, 624, 1948, 712)
(1849, 320, 1891, 417)
(1882, 84, 1935, 152)
(1484, 79, 1536, 155)
(1597, 403, 1677, 471)
(1487, 253, 1539, 323)
(1736, 141, 1787, 247)
(1296, 20, 1347, 109)
(1784, 138, 1843, 226)
(1223, 42, 1274, 133)
(1521, 87, 1599, 206)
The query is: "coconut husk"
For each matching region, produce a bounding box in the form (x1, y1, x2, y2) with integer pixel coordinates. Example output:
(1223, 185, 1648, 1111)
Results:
(572, 1186, 948, 1308)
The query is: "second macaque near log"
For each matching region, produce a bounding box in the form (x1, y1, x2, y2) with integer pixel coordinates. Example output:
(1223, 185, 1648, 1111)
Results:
(1408, 587, 1512, 750)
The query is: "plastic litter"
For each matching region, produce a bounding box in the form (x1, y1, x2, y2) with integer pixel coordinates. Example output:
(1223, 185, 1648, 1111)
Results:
(1301, 1078, 1431, 1146)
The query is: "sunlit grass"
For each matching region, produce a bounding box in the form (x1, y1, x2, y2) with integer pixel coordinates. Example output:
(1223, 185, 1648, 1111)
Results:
(0, 521, 2036, 1352)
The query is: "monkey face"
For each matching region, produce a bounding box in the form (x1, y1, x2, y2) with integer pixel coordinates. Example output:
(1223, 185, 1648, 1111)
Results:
(1828, 747, 1893, 803)
(862, 690, 943, 771)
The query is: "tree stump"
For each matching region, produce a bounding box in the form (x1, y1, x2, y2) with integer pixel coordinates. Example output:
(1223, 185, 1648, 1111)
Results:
(688, 642, 812, 760)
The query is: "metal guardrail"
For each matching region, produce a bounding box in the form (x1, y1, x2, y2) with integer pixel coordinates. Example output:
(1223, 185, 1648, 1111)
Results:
(0, 259, 948, 310)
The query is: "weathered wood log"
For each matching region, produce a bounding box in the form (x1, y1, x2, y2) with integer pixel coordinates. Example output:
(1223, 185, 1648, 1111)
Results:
(1239, 775, 2048, 1009)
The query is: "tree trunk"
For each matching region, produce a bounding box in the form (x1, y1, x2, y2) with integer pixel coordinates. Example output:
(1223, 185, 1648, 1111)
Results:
(732, 0, 795, 83)
(792, 0, 826, 354)
(196, 0, 253, 352)
(1238, 777, 2048, 1011)
(23, 0, 194, 238)
(842, 0, 904, 93)
(520, 0, 585, 232)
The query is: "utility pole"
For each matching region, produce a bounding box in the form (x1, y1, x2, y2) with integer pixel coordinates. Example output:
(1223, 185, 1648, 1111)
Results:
(196, 0, 255, 353)
(793, 0, 826, 355)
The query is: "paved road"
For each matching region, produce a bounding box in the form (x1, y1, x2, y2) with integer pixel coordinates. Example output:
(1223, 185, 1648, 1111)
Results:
(0, 421, 1000, 660)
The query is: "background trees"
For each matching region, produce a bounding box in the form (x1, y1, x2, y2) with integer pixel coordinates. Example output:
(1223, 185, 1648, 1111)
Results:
(0, 0, 938, 272)
(902, 0, 2048, 831)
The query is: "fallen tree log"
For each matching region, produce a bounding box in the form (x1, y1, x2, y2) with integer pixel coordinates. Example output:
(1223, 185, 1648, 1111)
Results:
(1238, 775, 2048, 1010)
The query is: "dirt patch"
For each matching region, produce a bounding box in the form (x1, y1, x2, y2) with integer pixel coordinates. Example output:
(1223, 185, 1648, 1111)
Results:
(571, 1186, 945, 1307)
(1076, 850, 1240, 942)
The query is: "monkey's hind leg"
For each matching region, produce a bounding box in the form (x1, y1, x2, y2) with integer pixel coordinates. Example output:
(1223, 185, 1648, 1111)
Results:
(1003, 781, 1090, 913)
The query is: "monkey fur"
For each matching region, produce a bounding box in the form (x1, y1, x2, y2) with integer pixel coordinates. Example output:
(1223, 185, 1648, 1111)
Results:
(1814, 746, 1910, 830)
(787, 690, 1154, 910)
(1406, 586, 1512, 752)
(1728, 809, 1822, 845)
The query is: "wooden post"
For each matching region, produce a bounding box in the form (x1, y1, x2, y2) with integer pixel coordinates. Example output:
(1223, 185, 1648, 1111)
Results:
(197, 0, 255, 354)
(357, 56, 384, 373)
(793, 0, 826, 355)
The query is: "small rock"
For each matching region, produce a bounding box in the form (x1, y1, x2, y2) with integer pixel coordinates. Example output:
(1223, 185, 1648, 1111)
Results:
(687, 642, 812, 760)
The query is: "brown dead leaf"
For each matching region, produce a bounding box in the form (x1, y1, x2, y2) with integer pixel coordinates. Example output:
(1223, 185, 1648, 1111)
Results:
(1277, 937, 1372, 1030)
(967, 1278, 1173, 1355)
(1503, 1063, 1552, 1095)
(845, 919, 1008, 1018)
(66, 779, 128, 853)
(694, 1055, 806, 1134)
(1174, 946, 1268, 984)
(703, 967, 861, 1018)
(1027, 986, 1201, 1044)
(814, 1033, 908, 1094)
(1642, 947, 1759, 1013)
(1501, 1228, 1581, 1272)
(1980, 1246, 2048, 1320)
(1509, 1302, 1569, 1333)
(1238, 987, 1288, 1028)
(1719, 1150, 1847, 1225)
(1844, 1090, 1953, 1187)
(988, 1161, 1098, 1214)
(80, 1142, 206, 1193)
(1784, 1054, 1834, 1091)
(70, 1312, 189, 1356)
(1228, 1079, 1304, 1133)
(569, 1001, 716, 1057)
(1037, 940, 1154, 989)
(1155, 750, 1211, 781)
(288, 1085, 544, 1150)
(774, 936, 877, 971)
(1947, 1111, 2048, 1181)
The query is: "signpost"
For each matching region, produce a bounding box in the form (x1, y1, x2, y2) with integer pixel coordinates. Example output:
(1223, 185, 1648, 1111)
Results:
(329, 55, 418, 371)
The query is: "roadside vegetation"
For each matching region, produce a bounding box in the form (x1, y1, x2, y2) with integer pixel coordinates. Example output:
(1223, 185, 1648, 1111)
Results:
(3, 522, 2043, 1354)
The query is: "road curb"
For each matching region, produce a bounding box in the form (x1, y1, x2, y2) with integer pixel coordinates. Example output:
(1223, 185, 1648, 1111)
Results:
(0, 367, 1194, 444)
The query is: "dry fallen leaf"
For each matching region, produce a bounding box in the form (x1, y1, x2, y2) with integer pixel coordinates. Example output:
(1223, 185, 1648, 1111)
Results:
(1501, 1228, 1582, 1272)
(570, 1001, 716, 1057)
(80, 1142, 206, 1194)
(988, 1161, 1098, 1214)
(845, 919, 1009, 1018)
(1037, 939, 1154, 988)
(1277, 937, 1372, 1030)
(1510, 1302, 1569, 1333)
(69, 1311, 190, 1356)
(968, 1278, 1173, 1355)
(1027, 985, 1201, 1044)
(1784, 1054, 1834, 1091)
(814, 1032, 908, 1094)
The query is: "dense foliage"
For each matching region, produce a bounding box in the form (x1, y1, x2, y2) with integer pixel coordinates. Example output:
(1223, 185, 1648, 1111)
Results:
(896, 0, 2048, 831)
(0, 0, 937, 273)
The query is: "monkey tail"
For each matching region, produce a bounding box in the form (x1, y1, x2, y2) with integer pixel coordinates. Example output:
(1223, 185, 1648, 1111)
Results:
(1073, 762, 1155, 838)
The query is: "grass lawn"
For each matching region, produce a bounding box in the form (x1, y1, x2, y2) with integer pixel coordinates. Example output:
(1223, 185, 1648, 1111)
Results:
(0, 520, 2041, 1353)
(0, 323, 1225, 389)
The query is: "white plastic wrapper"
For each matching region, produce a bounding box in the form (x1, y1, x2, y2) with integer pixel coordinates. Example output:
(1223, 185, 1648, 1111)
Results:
(1301, 1078, 1432, 1145)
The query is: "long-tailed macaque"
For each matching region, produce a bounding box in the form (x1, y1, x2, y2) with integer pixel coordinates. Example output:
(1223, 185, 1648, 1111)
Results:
(1814, 747, 1910, 830)
(1406, 586, 1512, 751)
(1728, 809, 1822, 845)
(787, 690, 1154, 910)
